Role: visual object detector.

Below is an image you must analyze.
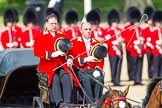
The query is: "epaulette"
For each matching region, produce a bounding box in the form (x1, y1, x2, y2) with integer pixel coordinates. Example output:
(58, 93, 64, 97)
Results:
(91, 38, 97, 43)
(77, 37, 82, 42)
(43, 30, 48, 35)
(57, 31, 63, 34)
(70, 37, 78, 41)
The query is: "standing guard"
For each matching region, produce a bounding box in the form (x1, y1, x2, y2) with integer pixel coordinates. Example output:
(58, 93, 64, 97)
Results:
(63, 8, 81, 40)
(151, 10, 162, 77)
(142, 6, 155, 79)
(105, 9, 124, 86)
(122, 6, 139, 81)
(1, 8, 22, 49)
(122, 8, 144, 85)
(86, 9, 105, 43)
(21, 7, 40, 48)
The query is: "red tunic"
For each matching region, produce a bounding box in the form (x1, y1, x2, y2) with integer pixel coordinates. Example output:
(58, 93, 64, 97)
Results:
(104, 27, 123, 56)
(1, 26, 22, 49)
(142, 26, 154, 53)
(151, 27, 162, 56)
(63, 26, 81, 40)
(69, 36, 104, 71)
(34, 30, 79, 87)
(122, 24, 145, 56)
(21, 26, 40, 48)
(91, 26, 105, 42)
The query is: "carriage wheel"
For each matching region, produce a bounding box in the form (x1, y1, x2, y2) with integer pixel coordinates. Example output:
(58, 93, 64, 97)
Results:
(33, 97, 44, 108)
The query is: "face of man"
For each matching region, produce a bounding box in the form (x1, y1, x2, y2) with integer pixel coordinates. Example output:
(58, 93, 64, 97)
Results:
(47, 17, 58, 32)
(81, 22, 92, 39)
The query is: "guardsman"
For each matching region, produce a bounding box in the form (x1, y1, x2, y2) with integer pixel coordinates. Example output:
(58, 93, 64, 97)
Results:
(1, 8, 22, 49)
(86, 9, 105, 43)
(122, 8, 144, 85)
(62, 8, 81, 40)
(105, 9, 123, 86)
(21, 7, 40, 48)
(12, 8, 22, 46)
(142, 6, 155, 79)
(151, 10, 162, 77)
(122, 6, 139, 81)
(34, 13, 76, 108)
(68, 22, 107, 104)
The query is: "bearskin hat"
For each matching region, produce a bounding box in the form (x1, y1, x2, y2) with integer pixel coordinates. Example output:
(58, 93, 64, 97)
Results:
(152, 10, 162, 24)
(127, 7, 141, 23)
(23, 7, 37, 25)
(12, 8, 19, 23)
(86, 9, 101, 25)
(126, 6, 138, 22)
(93, 8, 102, 20)
(44, 8, 61, 25)
(143, 6, 155, 20)
(65, 8, 78, 25)
(107, 9, 120, 25)
(3, 8, 15, 26)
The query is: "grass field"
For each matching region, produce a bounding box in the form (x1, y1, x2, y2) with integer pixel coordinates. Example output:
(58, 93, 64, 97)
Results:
(0, 0, 161, 25)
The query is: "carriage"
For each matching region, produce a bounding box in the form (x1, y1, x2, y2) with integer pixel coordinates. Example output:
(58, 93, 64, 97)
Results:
(0, 48, 39, 107)
(0, 48, 86, 108)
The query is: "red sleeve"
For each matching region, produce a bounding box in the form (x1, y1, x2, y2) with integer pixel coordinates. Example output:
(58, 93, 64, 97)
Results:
(34, 32, 49, 59)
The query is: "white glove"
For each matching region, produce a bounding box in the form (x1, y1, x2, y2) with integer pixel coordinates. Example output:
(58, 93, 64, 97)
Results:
(6, 43, 14, 48)
(116, 50, 121, 56)
(136, 48, 141, 54)
(133, 40, 140, 44)
(51, 51, 65, 58)
(26, 41, 34, 47)
(67, 59, 73, 67)
(112, 40, 118, 45)
(93, 70, 100, 78)
(84, 56, 97, 63)
(13, 41, 18, 47)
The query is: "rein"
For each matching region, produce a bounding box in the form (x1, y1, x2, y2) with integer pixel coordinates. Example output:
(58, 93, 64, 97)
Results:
(104, 97, 126, 105)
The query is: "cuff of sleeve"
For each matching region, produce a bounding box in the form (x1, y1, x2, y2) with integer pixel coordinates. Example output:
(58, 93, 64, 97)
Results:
(46, 51, 52, 60)
(78, 57, 84, 66)
(95, 66, 103, 72)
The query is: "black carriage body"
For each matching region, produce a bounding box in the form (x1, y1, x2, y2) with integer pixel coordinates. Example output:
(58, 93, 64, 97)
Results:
(0, 48, 39, 107)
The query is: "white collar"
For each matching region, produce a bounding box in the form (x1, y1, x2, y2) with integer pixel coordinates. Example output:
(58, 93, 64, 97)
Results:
(82, 36, 91, 43)
(50, 32, 55, 37)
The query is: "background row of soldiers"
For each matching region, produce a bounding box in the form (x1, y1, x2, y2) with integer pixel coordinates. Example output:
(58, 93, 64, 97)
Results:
(1, 6, 162, 86)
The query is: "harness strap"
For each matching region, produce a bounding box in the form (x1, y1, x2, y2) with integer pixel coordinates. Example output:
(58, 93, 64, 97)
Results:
(104, 97, 126, 105)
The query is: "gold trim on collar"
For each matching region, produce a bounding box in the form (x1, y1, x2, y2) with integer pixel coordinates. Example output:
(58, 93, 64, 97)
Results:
(77, 37, 82, 42)
(43, 30, 49, 35)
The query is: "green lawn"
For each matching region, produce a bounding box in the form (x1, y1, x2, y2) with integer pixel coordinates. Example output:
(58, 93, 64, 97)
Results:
(0, 0, 161, 25)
